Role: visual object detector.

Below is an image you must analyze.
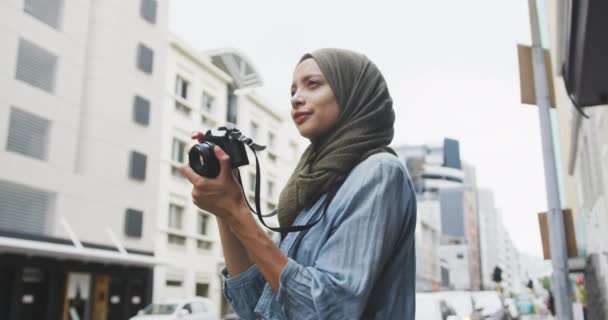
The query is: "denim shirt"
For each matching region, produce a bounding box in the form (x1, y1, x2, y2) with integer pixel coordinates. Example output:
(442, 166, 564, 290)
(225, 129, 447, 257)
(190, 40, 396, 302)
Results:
(222, 153, 417, 319)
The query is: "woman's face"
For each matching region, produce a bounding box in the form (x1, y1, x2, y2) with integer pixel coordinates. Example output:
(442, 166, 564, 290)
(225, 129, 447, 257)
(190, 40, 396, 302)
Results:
(290, 58, 340, 140)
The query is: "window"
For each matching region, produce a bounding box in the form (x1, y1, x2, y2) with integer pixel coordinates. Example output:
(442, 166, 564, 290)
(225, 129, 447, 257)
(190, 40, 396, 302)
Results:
(195, 283, 209, 298)
(165, 280, 182, 287)
(250, 122, 259, 140)
(268, 153, 277, 163)
(201, 115, 216, 128)
(248, 173, 256, 193)
(267, 202, 276, 212)
(268, 132, 275, 149)
(7, 107, 50, 160)
(175, 76, 189, 99)
(168, 204, 184, 229)
(175, 100, 191, 116)
(197, 240, 212, 250)
(140, 0, 157, 23)
(197, 212, 209, 236)
(202, 92, 215, 112)
(226, 91, 238, 123)
(0, 180, 54, 235)
(24, 0, 63, 29)
(129, 151, 147, 181)
(124, 209, 143, 238)
(171, 138, 186, 176)
(168, 234, 185, 246)
(137, 44, 154, 74)
(457, 253, 464, 259)
(16, 39, 57, 93)
(267, 181, 274, 199)
(133, 95, 150, 125)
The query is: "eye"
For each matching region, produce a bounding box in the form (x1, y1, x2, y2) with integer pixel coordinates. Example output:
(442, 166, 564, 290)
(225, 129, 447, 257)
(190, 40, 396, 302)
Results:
(290, 89, 296, 97)
(307, 80, 319, 87)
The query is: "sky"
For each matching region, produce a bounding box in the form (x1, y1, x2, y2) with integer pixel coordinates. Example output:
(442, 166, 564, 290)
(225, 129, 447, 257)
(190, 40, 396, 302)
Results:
(169, 0, 550, 257)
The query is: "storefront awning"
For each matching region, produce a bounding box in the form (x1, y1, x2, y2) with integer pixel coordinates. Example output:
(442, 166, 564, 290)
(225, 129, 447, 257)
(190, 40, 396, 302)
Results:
(0, 236, 162, 267)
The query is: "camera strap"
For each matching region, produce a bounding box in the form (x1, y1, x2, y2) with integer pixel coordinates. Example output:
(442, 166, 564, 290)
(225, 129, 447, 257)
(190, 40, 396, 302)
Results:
(237, 144, 338, 235)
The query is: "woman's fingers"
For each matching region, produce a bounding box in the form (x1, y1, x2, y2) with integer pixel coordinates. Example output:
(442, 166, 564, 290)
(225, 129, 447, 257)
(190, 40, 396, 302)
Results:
(191, 131, 205, 142)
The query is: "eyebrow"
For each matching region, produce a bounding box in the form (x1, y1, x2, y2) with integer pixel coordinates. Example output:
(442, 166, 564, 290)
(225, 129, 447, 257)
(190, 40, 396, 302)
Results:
(291, 73, 324, 89)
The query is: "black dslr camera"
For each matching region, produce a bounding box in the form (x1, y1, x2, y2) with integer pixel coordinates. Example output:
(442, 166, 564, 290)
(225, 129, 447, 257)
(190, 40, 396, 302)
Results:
(188, 127, 261, 178)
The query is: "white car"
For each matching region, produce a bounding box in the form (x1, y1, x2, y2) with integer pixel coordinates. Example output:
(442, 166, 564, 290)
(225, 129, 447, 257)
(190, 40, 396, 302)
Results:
(415, 293, 460, 320)
(437, 291, 475, 319)
(130, 297, 218, 320)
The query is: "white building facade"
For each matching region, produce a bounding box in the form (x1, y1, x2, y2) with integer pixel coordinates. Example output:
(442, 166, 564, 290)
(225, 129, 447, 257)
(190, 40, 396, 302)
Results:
(1, 0, 168, 319)
(154, 37, 301, 316)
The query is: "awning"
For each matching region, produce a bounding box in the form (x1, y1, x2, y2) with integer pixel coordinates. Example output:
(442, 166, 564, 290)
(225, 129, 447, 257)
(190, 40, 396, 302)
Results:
(0, 236, 162, 267)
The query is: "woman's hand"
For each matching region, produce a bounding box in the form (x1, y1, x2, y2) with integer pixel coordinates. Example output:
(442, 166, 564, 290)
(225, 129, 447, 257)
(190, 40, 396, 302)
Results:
(179, 131, 246, 220)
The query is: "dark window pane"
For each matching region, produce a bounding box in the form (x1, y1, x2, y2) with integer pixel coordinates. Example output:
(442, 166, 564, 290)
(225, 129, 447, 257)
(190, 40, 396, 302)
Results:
(15, 39, 57, 93)
(137, 44, 154, 74)
(125, 208, 143, 238)
(24, 0, 63, 29)
(7, 107, 50, 160)
(129, 151, 147, 181)
(140, 0, 157, 24)
(133, 95, 150, 125)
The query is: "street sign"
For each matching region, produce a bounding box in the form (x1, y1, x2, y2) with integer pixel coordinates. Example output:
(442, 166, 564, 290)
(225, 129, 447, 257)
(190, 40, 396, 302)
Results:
(517, 44, 556, 107)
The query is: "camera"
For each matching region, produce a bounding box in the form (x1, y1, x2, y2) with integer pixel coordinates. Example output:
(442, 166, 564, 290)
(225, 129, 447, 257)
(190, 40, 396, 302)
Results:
(188, 127, 252, 178)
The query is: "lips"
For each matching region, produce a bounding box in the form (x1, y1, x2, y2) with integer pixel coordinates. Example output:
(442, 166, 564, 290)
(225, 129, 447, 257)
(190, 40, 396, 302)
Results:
(293, 112, 312, 125)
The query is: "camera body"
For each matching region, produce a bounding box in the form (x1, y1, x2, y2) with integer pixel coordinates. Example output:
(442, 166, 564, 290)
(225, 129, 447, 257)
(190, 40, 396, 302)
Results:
(189, 127, 249, 178)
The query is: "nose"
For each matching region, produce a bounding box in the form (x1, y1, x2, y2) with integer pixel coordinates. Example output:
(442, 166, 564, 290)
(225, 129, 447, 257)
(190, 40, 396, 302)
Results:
(291, 90, 304, 109)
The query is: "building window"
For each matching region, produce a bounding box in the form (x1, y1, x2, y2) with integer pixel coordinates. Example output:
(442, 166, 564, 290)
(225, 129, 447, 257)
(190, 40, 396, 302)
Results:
(165, 280, 182, 287)
(268, 153, 277, 163)
(168, 204, 184, 230)
(175, 100, 191, 117)
(267, 132, 275, 149)
(201, 115, 216, 128)
(140, 0, 157, 24)
(197, 212, 209, 236)
(168, 234, 186, 246)
(24, 0, 63, 29)
(248, 173, 256, 193)
(202, 92, 215, 113)
(133, 95, 150, 125)
(175, 76, 189, 100)
(137, 44, 154, 74)
(124, 209, 143, 238)
(7, 107, 50, 160)
(267, 181, 274, 199)
(171, 138, 186, 176)
(196, 283, 209, 297)
(129, 151, 147, 181)
(197, 240, 212, 250)
(226, 91, 238, 124)
(250, 122, 259, 140)
(0, 180, 54, 235)
(15, 39, 57, 93)
(457, 253, 464, 259)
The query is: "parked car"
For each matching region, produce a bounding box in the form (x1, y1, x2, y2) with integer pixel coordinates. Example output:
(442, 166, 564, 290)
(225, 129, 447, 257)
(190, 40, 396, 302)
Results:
(129, 297, 218, 320)
(471, 291, 507, 320)
(503, 298, 520, 320)
(416, 293, 459, 320)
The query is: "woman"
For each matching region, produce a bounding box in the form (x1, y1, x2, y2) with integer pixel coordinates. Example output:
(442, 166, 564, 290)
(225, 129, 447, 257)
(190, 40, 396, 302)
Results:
(180, 48, 417, 319)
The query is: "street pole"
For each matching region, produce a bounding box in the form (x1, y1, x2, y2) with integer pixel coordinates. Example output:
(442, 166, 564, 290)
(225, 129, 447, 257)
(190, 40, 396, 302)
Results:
(527, 0, 573, 318)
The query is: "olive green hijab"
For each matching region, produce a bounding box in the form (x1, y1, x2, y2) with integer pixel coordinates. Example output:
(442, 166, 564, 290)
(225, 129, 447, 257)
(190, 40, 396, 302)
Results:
(277, 48, 396, 228)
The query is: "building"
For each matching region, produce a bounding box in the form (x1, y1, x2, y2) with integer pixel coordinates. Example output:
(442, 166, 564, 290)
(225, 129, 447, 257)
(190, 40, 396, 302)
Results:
(543, 1, 608, 316)
(394, 138, 468, 291)
(154, 36, 301, 316)
(0, 1, 168, 319)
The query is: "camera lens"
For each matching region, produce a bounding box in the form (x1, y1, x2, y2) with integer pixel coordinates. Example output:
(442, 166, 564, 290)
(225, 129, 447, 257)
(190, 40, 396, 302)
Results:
(188, 142, 220, 178)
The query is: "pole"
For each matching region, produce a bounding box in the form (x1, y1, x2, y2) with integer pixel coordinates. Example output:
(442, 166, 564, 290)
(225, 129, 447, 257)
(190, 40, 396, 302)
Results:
(528, 0, 573, 318)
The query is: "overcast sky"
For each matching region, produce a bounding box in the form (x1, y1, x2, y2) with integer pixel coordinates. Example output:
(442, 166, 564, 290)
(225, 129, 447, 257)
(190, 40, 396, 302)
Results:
(169, 0, 551, 257)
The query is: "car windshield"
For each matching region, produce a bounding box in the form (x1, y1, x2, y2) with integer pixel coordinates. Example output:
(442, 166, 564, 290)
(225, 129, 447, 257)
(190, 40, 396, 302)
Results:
(141, 303, 178, 315)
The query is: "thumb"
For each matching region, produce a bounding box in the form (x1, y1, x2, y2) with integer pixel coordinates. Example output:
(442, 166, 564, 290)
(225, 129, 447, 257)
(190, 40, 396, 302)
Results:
(214, 146, 232, 177)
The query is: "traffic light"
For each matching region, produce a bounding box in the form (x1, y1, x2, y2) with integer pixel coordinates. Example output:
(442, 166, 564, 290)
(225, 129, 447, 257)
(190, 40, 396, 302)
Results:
(492, 266, 502, 283)
(527, 279, 534, 290)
